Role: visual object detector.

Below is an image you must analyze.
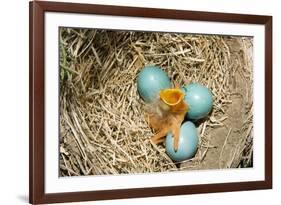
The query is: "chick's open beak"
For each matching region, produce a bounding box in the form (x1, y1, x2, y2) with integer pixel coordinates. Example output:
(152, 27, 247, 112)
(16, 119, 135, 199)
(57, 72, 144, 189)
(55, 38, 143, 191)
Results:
(159, 88, 188, 113)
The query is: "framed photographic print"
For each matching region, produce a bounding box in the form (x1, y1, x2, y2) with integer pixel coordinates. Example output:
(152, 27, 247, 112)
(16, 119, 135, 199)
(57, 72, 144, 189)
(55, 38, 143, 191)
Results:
(29, 1, 272, 204)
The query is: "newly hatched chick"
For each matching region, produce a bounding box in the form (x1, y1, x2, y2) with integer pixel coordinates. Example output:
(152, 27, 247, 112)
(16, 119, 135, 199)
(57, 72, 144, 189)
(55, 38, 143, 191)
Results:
(145, 88, 188, 151)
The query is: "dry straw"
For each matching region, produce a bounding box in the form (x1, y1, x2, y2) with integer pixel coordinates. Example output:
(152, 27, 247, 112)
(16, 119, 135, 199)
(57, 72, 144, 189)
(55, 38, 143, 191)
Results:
(59, 28, 253, 176)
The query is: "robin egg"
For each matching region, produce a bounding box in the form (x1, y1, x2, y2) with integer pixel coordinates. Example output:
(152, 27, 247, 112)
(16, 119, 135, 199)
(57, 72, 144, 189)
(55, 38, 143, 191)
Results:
(137, 66, 171, 103)
(182, 83, 213, 120)
(165, 121, 199, 162)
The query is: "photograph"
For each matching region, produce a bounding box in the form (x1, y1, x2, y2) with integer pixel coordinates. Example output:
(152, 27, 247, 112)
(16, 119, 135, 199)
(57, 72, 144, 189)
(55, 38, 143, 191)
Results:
(29, 1, 272, 203)
(0, 0, 276, 204)
(58, 27, 254, 177)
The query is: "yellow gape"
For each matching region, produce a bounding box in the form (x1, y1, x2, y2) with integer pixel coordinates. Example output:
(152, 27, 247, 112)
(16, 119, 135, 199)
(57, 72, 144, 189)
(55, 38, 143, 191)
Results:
(159, 88, 188, 113)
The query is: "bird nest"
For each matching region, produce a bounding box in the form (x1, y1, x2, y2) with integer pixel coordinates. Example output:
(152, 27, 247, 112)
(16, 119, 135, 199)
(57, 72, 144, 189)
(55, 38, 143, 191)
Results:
(59, 27, 253, 176)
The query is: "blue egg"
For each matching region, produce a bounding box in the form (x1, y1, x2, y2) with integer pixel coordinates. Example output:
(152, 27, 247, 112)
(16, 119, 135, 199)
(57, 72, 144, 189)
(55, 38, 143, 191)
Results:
(137, 66, 171, 103)
(182, 83, 213, 120)
(165, 121, 198, 162)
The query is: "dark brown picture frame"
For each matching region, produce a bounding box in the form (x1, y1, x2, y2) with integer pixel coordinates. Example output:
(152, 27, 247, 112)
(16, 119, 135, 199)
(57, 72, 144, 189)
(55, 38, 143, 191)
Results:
(29, 1, 272, 204)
